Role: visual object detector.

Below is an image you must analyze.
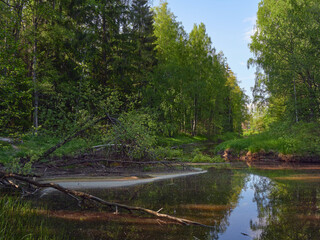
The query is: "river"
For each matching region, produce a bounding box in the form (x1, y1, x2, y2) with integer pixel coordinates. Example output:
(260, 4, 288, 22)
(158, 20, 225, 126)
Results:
(31, 164, 320, 239)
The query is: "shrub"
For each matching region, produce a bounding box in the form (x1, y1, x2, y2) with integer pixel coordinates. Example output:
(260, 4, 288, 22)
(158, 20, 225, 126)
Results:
(191, 148, 225, 163)
(104, 111, 157, 160)
(150, 146, 183, 160)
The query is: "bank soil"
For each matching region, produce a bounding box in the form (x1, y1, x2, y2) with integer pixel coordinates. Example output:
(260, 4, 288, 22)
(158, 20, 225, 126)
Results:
(222, 149, 320, 163)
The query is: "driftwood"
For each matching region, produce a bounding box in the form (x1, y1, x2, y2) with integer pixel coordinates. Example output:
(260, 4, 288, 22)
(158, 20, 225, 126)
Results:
(37, 114, 118, 161)
(0, 171, 211, 227)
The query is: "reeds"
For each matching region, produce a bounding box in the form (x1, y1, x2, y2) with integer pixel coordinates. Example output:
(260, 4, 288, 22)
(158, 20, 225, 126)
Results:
(0, 195, 63, 240)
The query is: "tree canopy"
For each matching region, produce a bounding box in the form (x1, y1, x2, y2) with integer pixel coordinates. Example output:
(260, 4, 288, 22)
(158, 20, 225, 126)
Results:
(249, 0, 320, 123)
(0, 0, 248, 138)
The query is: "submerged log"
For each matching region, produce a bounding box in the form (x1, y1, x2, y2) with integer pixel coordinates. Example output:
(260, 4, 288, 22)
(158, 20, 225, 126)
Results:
(0, 171, 211, 227)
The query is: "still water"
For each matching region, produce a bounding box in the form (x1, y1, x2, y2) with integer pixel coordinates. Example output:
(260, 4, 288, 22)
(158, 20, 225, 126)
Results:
(38, 166, 320, 240)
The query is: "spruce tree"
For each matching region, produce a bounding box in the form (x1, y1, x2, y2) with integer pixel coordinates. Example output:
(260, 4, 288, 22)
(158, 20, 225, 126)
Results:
(130, 0, 156, 90)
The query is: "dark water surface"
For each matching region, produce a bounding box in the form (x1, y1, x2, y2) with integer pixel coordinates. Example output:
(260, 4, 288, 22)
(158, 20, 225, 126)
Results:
(37, 166, 320, 239)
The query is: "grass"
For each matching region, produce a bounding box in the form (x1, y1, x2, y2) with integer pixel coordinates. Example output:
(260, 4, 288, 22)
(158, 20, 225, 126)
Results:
(0, 195, 69, 240)
(215, 122, 320, 156)
(0, 133, 103, 165)
(190, 148, 225, 163)
(154, 134, 227, 163)
(156, 134, 207, 147)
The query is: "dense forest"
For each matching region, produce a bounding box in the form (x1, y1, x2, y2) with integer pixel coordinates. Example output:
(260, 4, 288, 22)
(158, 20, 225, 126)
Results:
(0, 0, 247, 138)
(1, 1, 320, 239)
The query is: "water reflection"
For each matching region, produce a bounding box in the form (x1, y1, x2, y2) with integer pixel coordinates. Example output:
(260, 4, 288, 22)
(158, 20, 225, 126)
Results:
(250, 170, 320, 240)
(218, 175, 264, 240)
(36, 167, 320, 239)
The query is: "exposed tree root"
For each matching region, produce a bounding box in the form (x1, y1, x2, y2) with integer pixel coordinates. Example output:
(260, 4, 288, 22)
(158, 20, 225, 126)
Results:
(0, 171, 211, 227)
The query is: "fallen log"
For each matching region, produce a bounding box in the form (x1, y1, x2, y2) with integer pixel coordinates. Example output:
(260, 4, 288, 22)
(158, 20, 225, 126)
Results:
(37, 114, 117, 161)
(0, 171, 211, 227)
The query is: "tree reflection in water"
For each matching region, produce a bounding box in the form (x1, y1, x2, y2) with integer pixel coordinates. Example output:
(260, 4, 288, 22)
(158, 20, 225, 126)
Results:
(250, 170, 320, 240)
(36, 167, 320, 239)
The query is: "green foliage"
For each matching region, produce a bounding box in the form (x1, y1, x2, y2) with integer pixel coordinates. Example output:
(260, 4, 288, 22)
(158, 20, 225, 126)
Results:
(0, 0, 157, 134)
(104, 111, 157, 160)
(20, 134, 93, 158)
(0, 9, 32, 133)
(148, 2, 248, 137)
(156, 134, 207, 147)
(150, 146, 183, 160)
(0, 0, 247, 164)
(0, 133, 102, 168)
(216, 122, 320, 155)
(4, 158, 33, 175)
(216, 132, 241, 142)
(250, 0, 320, 122)
(191, 153, 212, 163)
(189, 148, 224, 163)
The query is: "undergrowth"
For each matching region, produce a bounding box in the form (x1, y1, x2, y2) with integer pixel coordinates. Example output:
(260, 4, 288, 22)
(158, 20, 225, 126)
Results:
(0, 133, 103, 166)
(156, 134, 207, 147)
(190, 148, 225, 163)
(215, 122, 320, 155)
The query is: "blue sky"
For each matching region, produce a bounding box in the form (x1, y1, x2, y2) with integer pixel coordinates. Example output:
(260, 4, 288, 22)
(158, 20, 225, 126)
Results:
(151, 0, 260, 100)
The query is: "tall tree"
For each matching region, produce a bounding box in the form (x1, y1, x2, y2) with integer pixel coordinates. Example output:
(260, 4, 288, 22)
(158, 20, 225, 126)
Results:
(130, 0, 156, 90)
(249, 0, 320, 122)
(0, 0, 32, 133)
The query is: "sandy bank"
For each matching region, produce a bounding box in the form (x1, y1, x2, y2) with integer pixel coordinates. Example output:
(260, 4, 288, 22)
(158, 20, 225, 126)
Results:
(40, 170, 207, 192)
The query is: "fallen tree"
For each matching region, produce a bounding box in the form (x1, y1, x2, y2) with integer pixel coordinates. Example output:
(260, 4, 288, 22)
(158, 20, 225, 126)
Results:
(37, 114, 118, 161)
(0, 171, 211, 227)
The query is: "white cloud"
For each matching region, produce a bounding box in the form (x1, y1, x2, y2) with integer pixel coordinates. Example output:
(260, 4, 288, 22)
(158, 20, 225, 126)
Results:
(243, 16, 257, 43)
(243, 16, 256, 25)
(244, 27, 256, 43)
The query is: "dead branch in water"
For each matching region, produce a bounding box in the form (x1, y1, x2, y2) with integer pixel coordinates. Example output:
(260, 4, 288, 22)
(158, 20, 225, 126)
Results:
(0, 171, 211, 227)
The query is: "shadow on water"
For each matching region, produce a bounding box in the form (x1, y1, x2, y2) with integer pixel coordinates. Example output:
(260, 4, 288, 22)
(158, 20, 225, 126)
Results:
(2, 164, 320, 239)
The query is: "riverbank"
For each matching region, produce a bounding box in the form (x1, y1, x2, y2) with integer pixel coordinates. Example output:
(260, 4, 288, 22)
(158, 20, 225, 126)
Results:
(216, 122, 320, 163)
(0, 132, 226, 180)
(222, 149, 320, 163)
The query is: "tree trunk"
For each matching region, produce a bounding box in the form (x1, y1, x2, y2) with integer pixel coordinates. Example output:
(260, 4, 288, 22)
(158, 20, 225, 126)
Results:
(293, 77, 298, 123)
(192, 96, 198, 136)
(32, 4, 39, 134)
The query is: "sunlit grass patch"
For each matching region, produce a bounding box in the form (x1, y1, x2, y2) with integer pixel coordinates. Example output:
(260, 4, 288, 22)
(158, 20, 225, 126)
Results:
(156, 134, 207, 147)
(0, 133, 103, 165)
(215, 122, 320, 156)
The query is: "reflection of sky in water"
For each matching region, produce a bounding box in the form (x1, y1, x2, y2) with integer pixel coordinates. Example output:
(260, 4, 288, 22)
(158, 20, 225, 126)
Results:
(218, 175, 265, 240)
